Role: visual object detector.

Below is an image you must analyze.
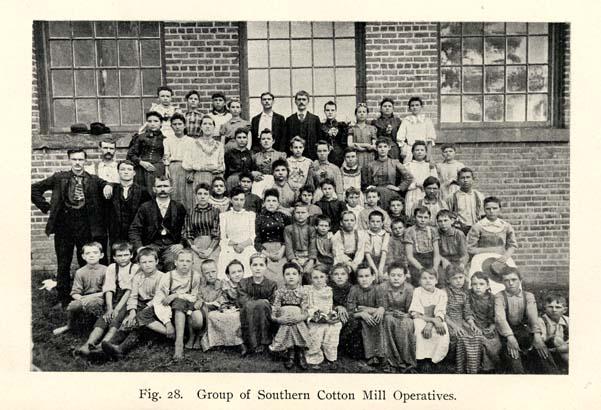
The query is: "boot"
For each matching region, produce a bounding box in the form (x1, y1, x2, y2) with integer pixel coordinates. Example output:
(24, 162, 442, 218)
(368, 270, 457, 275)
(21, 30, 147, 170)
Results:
(296, 347, 308, 370)
(102, 330, 140, 360)
(284, 349, 295, 369)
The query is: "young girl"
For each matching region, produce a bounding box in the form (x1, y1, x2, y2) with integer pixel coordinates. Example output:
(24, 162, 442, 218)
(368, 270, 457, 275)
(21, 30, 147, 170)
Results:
(396, 97, 436, 164)
(404, 206, 441, 286)
(220, 98, 250, 151)
(330, 263, 363, 358)
(269, 262, 311, 369)
(468, 271, 502, 373)
(444, 265, 485, 374)
(409, 269, 449, 371)
(184, 90, 203, 137)
(320, 101, 348, 166)
(164, 113, 192, 205)
(435, 144, 465, 200)
(127, 111, 166, 192)
(201, 259, 245, 353)
(141, 86, 182, 139)
(218, 187, 256, 279)
(182, 115, 225, 211)
(387, 197, 411, 228)
(251, 130, 287, 198)
(208, 92, 232, 139)
(404, 141, 439, 217)
(308, 141, 345, 202)
(305, 266, 342, 370)
(238, 253, 278, 355)
(371, 98, 402, 160)
(340, 148, 365, 205)
(287, 136, 313, 192)
(381, 263, 416, 372)
(347, 266, 386, 367)
(208, 176, 230, 212)
(414, 176, 448, 226)
(224, 128, 253, 191)
(348, 103, 377, 169)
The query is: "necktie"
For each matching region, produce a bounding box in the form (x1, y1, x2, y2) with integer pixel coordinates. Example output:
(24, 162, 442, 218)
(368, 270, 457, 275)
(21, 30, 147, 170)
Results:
(74, 177, 84, 202)
(299, 113, 305, 122)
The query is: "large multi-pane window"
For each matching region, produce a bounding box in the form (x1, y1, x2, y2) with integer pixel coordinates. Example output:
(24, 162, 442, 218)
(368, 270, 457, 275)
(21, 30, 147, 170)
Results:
(245, 22, 359, 121)
(439, 22, 550, 125)
(43, 21, 163, 131)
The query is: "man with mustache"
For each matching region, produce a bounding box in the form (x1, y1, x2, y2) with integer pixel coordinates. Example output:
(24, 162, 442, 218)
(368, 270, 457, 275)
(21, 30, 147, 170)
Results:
(86, 139, 120, 183)
(285, 90, 321, 160)
(250, 92, 287, 153)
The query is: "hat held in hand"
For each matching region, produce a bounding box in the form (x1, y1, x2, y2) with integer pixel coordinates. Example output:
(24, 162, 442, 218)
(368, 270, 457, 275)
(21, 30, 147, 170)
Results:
(70, 123, 89, 134)
(90, 122, 111, 136)
(481, 257, 509, 282)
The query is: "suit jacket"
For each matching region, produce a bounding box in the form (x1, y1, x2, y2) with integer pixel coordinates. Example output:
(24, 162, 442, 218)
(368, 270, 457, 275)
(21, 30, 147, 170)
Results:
(128, 199, 187, 250)
(250, 111, 287, 153)
(31, 171, 108, 237)
(105, 183, 152, 240)
(285, 112, 321, 160)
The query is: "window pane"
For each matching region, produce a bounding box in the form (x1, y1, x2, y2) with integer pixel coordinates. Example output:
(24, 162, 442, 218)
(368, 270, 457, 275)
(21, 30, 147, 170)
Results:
(485, 66, 505, 93)
(140, 39, 160, 66)
(75, 70, 96, 96)
(97, 69, 119, 96)
(334, 22, 355, 37)
(528, 23, 548, 34)
(73, 40, 95, 67)
(336, 67, 356, 95)
(441, 96, 461, 123)
(97, 40, 117, 66)
(506, 94, 526, 121)
(463, 95, 483, 122)
(120, 69, 141, 96)
(441, 38, 461, 65)
(506, 36, 526, 63)
(506, 66, 527, 92)
(51, 70, 73, 97)
(142, 69, 161, 96)
(247, 21, 268, 39)
(249, 98, 262, 116)
(269, 40, 290, 67)
(143, 97, 156, 113)
(95, 21, 117, 37)
(291, 40, 312, 67)
(463, 37, 483, 65)
(462, 67, 482, 93)
(291, 22, 311, 38)
(49, 41, 72, 67)
(336, 96, 357, 122)
(49, 21, 71, 37)
(313, 22, 333, 38)
(121, 99, 142, 125)
(247, 40, 268, 68)
(53, 99, 74, 127)
(528, 65, 548, 92)
(269, 22, 289, 38)
(248, 69, 269, 97)
(271, 69, 291, 96)
(484, 37, 505, 64)
(335, 38, 355, 66)
(118, 21, 139, 37)
(291, 68, 313, 94)
(506, 22, 527, 34)
(440, 23, 461, 36)
(463, 23, 483, 35)
(528, 36, 548, 63)
(99, 98, 120, 125)
(313, 96, 334, 118)
(76, 99, 98, 123)
(314, 68, 335, 95)
(313, 39, 333, 67)
(72, 21, 93, 37)
(484, 23, 505, 34)
(140, 21, 159, 37)
(441, 67, 461, 94)
(119, 40, 139, 66)
(484, 95, 504, 121)
(527, 94, 548, 121)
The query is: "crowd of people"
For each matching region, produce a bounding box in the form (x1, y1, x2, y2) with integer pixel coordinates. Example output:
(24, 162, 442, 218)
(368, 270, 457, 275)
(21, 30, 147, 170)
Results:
(31, 86, 568, 374)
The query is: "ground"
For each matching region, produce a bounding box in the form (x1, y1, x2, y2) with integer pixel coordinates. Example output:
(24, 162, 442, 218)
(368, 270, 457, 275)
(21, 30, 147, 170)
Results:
(31, 270, 568, 373)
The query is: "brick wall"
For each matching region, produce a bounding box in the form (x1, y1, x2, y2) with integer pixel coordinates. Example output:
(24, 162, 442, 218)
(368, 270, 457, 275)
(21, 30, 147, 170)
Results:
(163, 22, 241, 112)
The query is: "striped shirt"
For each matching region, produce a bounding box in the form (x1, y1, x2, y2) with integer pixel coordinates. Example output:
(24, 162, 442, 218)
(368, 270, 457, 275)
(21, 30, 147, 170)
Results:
(185, 109, 204, 137)
(183, 204, 221, 240)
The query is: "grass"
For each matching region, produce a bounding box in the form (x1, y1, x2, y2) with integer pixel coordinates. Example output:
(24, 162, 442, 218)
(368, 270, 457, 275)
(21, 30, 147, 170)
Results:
(31, 270, 568, 373)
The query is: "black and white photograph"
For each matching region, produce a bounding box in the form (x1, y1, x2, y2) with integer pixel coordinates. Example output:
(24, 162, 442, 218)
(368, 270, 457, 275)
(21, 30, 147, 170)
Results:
(28, 19, 571, 376)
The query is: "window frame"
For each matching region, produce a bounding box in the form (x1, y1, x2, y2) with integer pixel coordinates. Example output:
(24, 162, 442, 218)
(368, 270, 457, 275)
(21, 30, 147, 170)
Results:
(34, 21, 167, 134)
(238, 22, 366, 120)
(436, 22, 565, 130)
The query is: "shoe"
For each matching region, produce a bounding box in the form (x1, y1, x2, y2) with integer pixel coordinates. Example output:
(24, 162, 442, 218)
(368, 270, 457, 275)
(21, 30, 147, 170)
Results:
(52, 325, 70, 336)
(284, 349, 295, 369)
(295, 347, 308, 370)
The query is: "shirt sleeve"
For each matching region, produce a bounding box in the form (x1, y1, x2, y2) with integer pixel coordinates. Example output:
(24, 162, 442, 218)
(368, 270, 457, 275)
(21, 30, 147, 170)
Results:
(506, 223, 518, 250)
(434, 289, 447, 319)
(408, 288, 423, 315)
(525, 292, 541, 334)
(248, 212, 256, 242)
(126, 274, 141, 311)
(466, 223, 482, 254)
(494, 292, 514, 337)
(152, 273, 171, 306)
(396, 120, 408, 145)
(219, 212, 228, 247)
(284, 225, 296, 260)
(102, 265, 117, 294)
(352, 231, 367, 269)
(426, 118, 436, 143)
(70, 270, 85, 296)
(307, 227, 318, 260)
(396, 162, 414, 192)
(346, 287, 358, 312)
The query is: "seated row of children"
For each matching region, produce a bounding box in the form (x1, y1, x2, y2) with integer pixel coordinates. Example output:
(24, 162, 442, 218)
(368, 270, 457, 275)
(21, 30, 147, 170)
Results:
(58, 239, 567, 374)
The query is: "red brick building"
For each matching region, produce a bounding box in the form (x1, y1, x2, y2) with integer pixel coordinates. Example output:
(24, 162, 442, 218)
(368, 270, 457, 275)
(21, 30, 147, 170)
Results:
(31, 21, 569, 287)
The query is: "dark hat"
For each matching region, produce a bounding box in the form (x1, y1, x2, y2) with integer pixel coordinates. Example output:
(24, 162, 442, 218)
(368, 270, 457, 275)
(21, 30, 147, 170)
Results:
(70, 123, 89, 134)
(90, 122, 111, 136)
(211, 92, 226, 100)
(481, 257, 509, 282)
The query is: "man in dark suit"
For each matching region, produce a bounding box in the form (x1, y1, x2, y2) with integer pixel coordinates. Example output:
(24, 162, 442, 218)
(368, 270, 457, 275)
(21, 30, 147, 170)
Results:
(250, 92, 287, 153)
(106, 160, 152, 247)
(285, 90, 322, 160)
(31, 149, 113, 307)
(128, 176, 187, 271)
